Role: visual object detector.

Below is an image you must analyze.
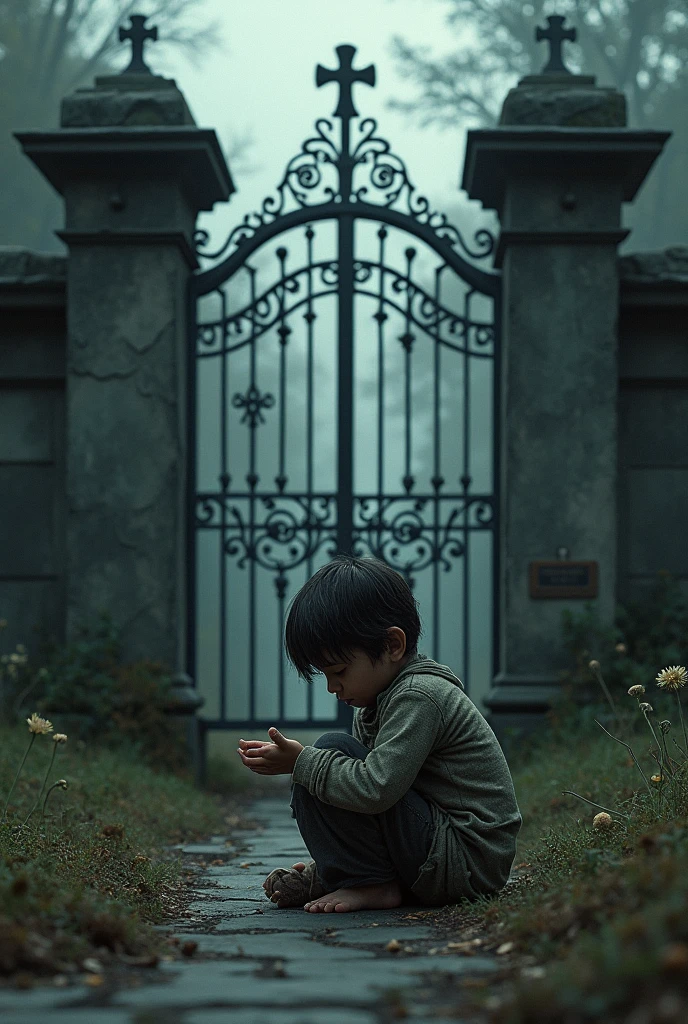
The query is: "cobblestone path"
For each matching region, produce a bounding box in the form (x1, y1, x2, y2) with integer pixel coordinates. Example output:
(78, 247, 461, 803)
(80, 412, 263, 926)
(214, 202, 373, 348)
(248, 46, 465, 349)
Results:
(0, 788, 497, 1023)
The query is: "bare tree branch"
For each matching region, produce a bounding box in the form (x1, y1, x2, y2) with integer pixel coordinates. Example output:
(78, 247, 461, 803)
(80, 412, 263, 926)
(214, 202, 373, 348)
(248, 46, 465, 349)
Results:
(390, 0, 688, 129)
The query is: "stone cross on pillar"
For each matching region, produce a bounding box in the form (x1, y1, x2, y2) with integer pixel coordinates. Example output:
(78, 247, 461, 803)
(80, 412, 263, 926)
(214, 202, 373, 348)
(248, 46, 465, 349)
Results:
(119, 13, 158, 74)
(461, 18, 670, 743)
(316, 44, 375, 121)
(17, 21, 234, 736)
(535, 15, 576, 75)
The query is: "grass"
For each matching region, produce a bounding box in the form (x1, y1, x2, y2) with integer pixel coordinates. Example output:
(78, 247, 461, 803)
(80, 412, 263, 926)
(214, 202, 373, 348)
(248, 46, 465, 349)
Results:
(0, 722, 225, 979)
(440, 694, 688, 1023)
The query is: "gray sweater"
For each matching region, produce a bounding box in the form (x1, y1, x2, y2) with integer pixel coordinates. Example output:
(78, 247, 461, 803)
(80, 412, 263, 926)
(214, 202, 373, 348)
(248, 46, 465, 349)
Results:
(292, 654, 522, 905)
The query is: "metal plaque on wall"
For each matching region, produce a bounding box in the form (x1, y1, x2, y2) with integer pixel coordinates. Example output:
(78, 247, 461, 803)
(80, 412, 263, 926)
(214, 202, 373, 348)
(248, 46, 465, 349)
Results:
(529, 561, 599, 599)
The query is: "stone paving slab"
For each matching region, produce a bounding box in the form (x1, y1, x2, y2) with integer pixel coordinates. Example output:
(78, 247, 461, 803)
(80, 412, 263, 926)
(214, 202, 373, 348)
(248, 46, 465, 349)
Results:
(0, 1012, 133, 1024)
(0, 794, 495, 1021)
(186, 1011, 378, 1024)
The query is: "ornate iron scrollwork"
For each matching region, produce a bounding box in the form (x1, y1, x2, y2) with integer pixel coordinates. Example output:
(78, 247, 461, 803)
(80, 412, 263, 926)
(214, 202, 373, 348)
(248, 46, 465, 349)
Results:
(354, 496, 494, 577)
(195, 494, 338, 573)
(195, 47, 495, 265)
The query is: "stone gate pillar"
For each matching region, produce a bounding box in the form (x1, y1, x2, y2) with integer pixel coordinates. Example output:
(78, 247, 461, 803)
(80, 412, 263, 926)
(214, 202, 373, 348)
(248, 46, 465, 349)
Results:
(17, 26, 233, 681)
(461, 19, 670, 736)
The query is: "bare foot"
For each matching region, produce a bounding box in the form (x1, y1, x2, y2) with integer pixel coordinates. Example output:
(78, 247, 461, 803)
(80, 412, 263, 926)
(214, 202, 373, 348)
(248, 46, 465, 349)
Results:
(304, 879, 403, 913)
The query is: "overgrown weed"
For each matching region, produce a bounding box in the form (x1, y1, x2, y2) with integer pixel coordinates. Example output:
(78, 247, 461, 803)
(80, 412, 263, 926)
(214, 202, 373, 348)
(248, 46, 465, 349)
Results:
(0, 721, 224, 979)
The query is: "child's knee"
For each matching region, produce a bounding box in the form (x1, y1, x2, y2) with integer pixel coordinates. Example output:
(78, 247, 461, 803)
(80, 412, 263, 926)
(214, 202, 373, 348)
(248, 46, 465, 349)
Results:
(314, 731, 366, 757)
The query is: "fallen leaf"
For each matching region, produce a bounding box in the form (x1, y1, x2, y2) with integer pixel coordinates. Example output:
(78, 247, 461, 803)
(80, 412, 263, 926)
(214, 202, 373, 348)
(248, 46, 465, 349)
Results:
(496, 941, 514, 955)
(83, 974, 104, 987)
(82, 957, 103, 974)
(447, 939, 483, 953)
(386, 939, 401, 952)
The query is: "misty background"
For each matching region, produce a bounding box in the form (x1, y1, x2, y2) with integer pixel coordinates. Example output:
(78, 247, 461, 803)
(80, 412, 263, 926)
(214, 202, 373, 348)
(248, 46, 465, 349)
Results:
(2, 0, 685, 721)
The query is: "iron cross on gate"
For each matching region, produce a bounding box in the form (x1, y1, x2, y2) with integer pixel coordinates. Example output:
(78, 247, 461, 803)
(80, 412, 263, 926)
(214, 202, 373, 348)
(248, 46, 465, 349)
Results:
(535, 15, 577, 75)
(119, 14, 158, 74)
(316, 45, 376, 122)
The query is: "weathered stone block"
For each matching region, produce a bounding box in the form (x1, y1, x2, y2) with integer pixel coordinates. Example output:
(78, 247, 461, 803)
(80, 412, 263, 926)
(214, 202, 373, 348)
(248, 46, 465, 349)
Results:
(627, 468, 688, 576)
(619, 246, 688, 283)
(0, 248, 66, 283)
(61, 75, 194, 128)
(500, 77, 626, 127)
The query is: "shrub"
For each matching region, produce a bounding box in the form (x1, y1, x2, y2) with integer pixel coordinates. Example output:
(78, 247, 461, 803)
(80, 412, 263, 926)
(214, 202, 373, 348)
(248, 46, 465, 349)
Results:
(557, 570, 688, 707)
(2, 612, 187, 772)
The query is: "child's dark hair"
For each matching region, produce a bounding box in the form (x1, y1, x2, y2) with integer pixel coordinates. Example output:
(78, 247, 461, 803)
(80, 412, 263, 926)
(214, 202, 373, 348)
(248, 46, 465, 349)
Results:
(285, 554, 421, 681)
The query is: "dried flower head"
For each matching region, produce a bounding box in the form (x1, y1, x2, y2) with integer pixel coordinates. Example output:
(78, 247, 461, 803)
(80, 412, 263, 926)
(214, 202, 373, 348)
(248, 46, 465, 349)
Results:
(616, 643, 627, 655)
(589, 660, 600, 671)
(651, 774, 663, 784)
(52, 734, 67, 744)
(656, 666, 688, 692)
(56, 779, 67, 789)
(659, 720, 672, 734)
(26, 712, 53, 735)
(628, 685, 645, 697)
(639, 703, 654, 714)
(593, 812, 613, 829)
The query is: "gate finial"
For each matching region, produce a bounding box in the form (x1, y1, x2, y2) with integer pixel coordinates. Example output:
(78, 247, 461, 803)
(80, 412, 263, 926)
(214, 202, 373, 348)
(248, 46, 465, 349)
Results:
(316, 45, 375, 122)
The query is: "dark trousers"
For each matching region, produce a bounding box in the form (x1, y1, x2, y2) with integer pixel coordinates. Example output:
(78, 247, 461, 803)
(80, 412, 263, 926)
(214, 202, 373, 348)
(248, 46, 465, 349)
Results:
(290, 731, 436, 902)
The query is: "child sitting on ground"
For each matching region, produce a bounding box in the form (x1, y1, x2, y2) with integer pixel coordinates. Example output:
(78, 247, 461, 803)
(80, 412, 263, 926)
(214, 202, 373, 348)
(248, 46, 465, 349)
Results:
(237, 554, 522, 914)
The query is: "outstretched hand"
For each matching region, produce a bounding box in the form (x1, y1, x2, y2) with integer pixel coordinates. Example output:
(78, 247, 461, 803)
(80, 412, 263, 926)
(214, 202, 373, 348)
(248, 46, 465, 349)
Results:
(237, 728, 304, 775)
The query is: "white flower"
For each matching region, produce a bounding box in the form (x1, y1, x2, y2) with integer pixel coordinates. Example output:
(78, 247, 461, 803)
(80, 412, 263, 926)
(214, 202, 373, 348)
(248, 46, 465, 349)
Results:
(593, 812, 613, 829)
(656, 666, 688, 692)
(27, 712, 53, 735)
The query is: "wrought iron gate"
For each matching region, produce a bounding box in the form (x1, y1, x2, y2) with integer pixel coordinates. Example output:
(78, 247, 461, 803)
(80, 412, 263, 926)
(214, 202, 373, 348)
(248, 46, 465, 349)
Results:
(188, 45, 501, 737)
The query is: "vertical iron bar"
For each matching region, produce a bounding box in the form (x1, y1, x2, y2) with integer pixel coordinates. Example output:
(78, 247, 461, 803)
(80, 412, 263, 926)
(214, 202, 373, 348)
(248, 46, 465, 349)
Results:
(276, 248, 289, 725)
(462, 293, 471, 696)
(403, 249, 415, 493)
(185, 275, 198, 689)
(277, 248, 289, 490)
(336, 213, 354, 555)
(305, 226, 314, 724)
(278, 579, 285, 724)
(377, 227, 387, 558)
(433, 268, 441, 662)
(492, 287, 502, 689)
(220, 286, 228, 722)
(248, 266, 257, 725)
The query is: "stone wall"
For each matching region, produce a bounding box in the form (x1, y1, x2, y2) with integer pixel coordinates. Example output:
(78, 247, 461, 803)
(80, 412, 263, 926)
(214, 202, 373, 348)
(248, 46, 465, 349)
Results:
(618, 246, 688, 603)
(0, 249, 67, 658)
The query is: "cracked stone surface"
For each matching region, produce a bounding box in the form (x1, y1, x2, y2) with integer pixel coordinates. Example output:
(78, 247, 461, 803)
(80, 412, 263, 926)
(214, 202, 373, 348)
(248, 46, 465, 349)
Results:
(0, 789, 497, 1023)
